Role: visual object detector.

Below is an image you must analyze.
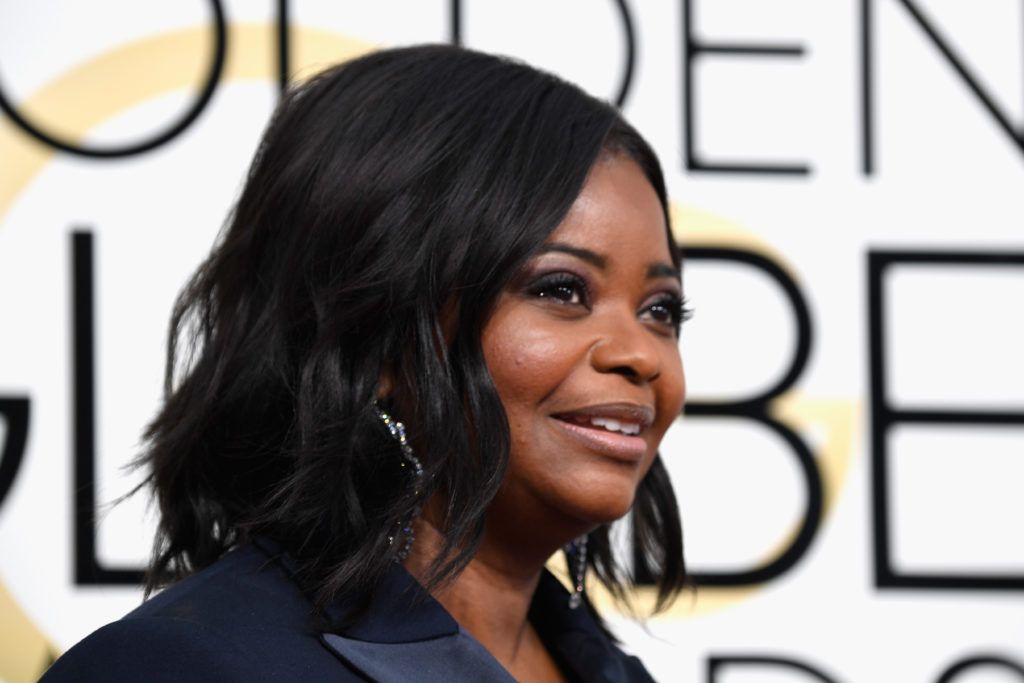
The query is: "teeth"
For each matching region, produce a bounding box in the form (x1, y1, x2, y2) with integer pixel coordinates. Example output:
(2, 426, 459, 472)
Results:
(589, 417, 641, 436)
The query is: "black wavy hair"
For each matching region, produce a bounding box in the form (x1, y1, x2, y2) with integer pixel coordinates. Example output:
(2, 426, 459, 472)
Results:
(139, 44, 685, 620)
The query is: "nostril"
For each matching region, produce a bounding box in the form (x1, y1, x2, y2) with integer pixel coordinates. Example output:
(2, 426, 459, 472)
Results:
(615, 365, 638, 379)
(590, 327, 662, 382)
(609, 364, 659, 384)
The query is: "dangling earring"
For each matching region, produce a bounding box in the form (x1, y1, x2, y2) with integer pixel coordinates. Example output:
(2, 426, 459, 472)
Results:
(374, 402, 425, 561)
(566, 534, 588, 609)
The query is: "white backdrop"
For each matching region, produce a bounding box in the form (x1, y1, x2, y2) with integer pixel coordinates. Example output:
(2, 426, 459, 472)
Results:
(0, 2, 1022, 682)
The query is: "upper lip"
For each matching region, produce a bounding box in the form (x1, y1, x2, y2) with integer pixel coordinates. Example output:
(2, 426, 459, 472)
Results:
(552, 403, 656, 430)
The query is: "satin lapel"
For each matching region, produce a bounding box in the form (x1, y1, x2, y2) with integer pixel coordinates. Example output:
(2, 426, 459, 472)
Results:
(251, 539, 518, 680)
(320, 631, 517, 683)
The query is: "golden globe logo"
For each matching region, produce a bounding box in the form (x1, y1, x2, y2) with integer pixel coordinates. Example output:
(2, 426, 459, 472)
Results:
(0, 17, 855, 683)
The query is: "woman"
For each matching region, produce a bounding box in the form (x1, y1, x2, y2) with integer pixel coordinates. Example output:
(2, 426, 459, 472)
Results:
(42, 45, 689, 682)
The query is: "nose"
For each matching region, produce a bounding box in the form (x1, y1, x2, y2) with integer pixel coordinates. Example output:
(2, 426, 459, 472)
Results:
(589, 311, 662, 384)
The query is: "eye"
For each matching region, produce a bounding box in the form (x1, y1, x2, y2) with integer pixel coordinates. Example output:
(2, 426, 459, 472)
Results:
(640, 294, 692, 333)
(525, 272, 590, 307)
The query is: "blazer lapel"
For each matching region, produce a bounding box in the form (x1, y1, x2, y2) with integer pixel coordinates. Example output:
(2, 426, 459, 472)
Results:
(320, 631, 516, 683)
(252, 538, 653, 683)
(317, 562, 516, 682)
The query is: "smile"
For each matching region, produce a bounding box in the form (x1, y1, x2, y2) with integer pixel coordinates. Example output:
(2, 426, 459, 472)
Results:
(551, 404, 655, 462)
(559, 414, 642, 435)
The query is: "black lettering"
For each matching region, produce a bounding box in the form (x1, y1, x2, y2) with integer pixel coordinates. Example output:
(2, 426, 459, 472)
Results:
(72, 231, 144, 584)
(863, 0, 1024, 175)
(936, 654, 1024, 682)
(0, 396, 30, 511)
(671, 247, 822, 586)
(860, 0, 874, 174)
(450, 0, 462, 46)
(708, 655, 841, 683)
(0, 1, 227, 159)
(869, 250, 1024, 590)
(452, 0, 636, 107)
(277, 0, 291, 94)
(610, 0, 637, 108)
(682, 0, 810, 175)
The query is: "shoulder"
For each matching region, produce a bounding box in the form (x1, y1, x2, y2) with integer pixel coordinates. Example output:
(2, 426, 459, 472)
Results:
(126, 542, 308, 630)
(39, 615, 255, 682)
(42, 542, 364, 682)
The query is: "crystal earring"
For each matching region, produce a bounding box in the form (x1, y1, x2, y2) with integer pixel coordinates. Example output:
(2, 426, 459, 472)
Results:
(566, 534, 588, 609)
(374, 402, 425, 561)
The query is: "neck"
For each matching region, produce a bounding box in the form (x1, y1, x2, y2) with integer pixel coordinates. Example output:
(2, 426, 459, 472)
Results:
(403, 518, 549, 668)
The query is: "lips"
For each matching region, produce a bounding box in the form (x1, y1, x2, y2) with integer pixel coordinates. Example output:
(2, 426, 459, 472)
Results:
(551, 403, 655, 462)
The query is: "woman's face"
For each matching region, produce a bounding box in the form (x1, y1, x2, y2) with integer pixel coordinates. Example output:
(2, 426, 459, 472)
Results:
(481, 153, 685, 540)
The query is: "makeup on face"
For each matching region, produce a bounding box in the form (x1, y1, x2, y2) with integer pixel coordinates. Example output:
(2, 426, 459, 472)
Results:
(480, 154, 687, 536)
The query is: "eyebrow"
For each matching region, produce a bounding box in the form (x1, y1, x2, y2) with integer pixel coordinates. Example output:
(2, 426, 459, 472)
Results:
(538, 243, 607, 269)
(648, 262, 681, 281)
(538, 242, 680, 281)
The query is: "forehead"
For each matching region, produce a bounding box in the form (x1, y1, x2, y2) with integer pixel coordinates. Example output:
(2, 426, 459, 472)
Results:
(547, 154, 673, 266)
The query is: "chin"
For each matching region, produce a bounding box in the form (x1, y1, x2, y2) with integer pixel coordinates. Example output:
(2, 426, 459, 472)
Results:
(555, 476, 642, 527)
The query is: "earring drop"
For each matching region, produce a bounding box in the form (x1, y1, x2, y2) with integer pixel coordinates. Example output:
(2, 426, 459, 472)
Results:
(374, 402, 424, 561)
(566, 534, 588, 609)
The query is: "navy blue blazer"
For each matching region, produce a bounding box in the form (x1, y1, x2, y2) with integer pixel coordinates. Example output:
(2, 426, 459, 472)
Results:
(41, 539, 656, 682)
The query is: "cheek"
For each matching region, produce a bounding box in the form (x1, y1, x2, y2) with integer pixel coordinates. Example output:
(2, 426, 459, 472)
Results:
(481, 310, 578, 413)
(654, 350, 687, 439)
(669, 359, 687, 413)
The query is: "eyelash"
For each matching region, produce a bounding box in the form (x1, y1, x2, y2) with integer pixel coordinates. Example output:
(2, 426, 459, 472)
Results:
(526, 272, 590, 306)
(525, 271, 693, 333)
(644, 294, 693, 333)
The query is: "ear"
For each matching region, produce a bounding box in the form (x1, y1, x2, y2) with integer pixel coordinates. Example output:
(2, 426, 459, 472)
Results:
(377, 370, 394, 399)
(438, 297, 459, 347)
